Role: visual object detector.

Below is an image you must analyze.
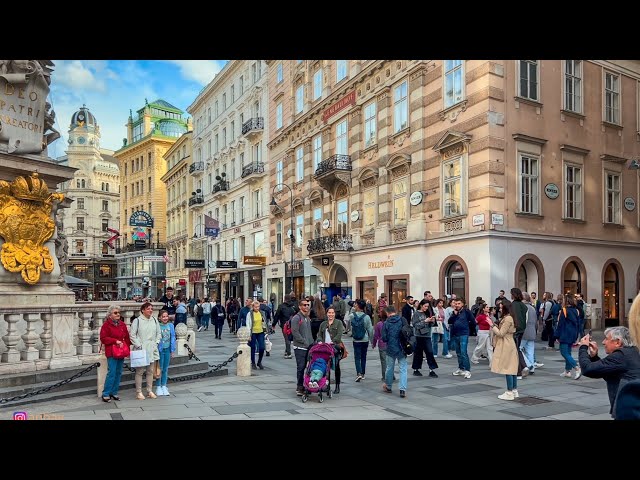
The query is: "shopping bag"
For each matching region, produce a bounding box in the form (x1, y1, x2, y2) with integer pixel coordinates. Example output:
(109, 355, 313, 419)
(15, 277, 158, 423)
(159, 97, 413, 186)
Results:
(153, 360, 161, 379)
(130, 348, 149, 368)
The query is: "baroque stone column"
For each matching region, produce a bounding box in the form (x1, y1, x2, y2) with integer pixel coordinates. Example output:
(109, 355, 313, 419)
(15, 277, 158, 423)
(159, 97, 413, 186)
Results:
(20, 313, 40, 361)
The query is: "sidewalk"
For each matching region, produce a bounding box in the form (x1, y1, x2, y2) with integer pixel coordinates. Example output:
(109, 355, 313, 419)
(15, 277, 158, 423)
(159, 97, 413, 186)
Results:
(0, 326, 613, 420)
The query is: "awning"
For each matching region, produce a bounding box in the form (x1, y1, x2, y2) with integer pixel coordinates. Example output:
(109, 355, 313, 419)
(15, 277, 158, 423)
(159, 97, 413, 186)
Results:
(64, 275, 92, 286)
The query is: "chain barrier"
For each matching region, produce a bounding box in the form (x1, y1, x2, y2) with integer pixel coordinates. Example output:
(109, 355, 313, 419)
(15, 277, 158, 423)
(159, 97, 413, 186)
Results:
(168, 345, 242, 383)
(0, 362, 101, 405)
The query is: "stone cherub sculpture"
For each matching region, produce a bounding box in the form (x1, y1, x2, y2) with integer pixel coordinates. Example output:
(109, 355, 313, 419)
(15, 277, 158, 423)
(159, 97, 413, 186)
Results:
(43, 102, 61, 147)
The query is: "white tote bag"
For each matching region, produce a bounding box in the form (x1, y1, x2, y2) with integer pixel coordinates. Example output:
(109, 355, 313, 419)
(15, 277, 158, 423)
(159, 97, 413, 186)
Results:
(130, 348, 149, 368)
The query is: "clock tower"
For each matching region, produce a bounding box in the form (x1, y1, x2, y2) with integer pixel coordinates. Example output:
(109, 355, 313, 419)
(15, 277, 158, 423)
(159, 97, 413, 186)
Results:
(67, 104, 100, 154)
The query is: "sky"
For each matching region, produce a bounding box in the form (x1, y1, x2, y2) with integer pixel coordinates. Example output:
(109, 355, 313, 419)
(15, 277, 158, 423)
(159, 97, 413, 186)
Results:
(48, 60, 228, 158)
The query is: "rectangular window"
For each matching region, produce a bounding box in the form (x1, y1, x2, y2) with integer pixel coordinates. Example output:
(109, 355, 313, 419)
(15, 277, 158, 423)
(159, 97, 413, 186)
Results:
(337, 199, 348, 235)
(102, 219, 109, 232)
(276, 160, 283, 189)
(565, 164, 583, 220)
(75, 240, 84, 254)
(364, 189, 376, 231)
(240, 196, 245, 223)
(230, 159, 236, 182)
(296, 214, 303, 248)
(231, 200, 236, 224)
(223, 204, 228, 227)
(518, 154, 539, 214)
(77, 198, 85, 210)
(393, 178, 408, 226)
(336, 119, 348, 155)
(254, 190, 261, 218)
(518, 60, 539, 101)
(444, 60, 464, 108)
(563, 60, 583, 114)
(148, 176, 151, 192)
(443, 157, 462, 217)
(232, 238, 238, 260)
(231, 85, 235, 103)
(605, 172, 621, 223)
(364, 102, 377, 148)
(140, 180, 143, 193)
(239, 76, 244, 96)
(313, 207, 322, 239)
(77, 217, 85, 231)
(336, 60, 347, 83)
(277, 63, 283, 83)
(215, 134, 219, 153)
(296, 85, 304, 114)
(313, 135, 322, 171)
(208, 107, 211, 124)
(230, 121, 235, 141)
(254, 231, 266, 257)
(313, 69, 323, 101)
(394, 81, 408, 133)
(276, 222, 282, 251)
(102, 200, 109, 211)
(296, 146, 304, 181)
(276, 102, 283, 129)
(223, 93, 227, 111)
(605, 71, 621, 124)
(223, 128, 227, 147)
(252, 63, 257, 83)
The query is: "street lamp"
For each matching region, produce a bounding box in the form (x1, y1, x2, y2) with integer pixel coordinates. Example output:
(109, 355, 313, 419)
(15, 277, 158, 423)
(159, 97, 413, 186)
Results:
(271, 183, 295, 298)
(193, 223, 209, 300)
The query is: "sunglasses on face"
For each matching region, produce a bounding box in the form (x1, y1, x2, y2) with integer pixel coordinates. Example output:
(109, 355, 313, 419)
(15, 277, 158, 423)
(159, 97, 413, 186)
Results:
(300, 303, 310, 307)
(112, 312, 121, 315)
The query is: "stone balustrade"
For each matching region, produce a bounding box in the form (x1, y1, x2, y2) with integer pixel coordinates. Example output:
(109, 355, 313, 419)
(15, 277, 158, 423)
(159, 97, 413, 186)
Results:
(0, 302, 164, 375)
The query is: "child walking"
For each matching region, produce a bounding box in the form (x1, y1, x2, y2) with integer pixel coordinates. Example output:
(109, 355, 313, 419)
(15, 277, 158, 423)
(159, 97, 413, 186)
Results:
(155, 309, 176, 396)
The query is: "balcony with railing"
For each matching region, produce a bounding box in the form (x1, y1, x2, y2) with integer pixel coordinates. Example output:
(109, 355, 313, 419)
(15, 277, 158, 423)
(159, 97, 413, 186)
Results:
(314, 154, 352, 192)
(211, 180, 230, 198)
(307, 234, 354, 255)
(241, 117, 264, 138)
(188, 195, 204, 208)
(241, 162, 266, 183)
(189, 161, 205, 176)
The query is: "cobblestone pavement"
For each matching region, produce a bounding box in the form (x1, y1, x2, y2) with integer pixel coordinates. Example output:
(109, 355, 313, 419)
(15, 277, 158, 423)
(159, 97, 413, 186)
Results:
(0, 326, 613, 420)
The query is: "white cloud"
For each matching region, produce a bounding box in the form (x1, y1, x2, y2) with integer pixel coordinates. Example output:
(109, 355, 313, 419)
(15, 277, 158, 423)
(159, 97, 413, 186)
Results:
(53, 60, 107, 92)
(164, 60, 224, 85)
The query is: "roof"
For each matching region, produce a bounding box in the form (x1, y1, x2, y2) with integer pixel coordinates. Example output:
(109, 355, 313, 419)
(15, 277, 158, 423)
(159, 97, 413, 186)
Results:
(64, 275, 92, 286)
(102, 154, 118, 164)
(149, 99, 181, 112)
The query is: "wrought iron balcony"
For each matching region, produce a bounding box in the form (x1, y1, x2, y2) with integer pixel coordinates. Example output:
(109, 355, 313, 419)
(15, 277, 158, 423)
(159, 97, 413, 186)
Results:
(241, 162, 265, 182)
(189, 161, 205, 175)
(314, 154, 352, 192)
(242, 117, 264, 138)
(188, 195, 204, 207)
(212, 181, 230, 196)
(307, 234, 354, 255)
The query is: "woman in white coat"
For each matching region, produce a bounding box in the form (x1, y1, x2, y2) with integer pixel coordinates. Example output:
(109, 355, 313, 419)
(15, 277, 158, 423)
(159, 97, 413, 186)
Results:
(130, 302, 161, 400)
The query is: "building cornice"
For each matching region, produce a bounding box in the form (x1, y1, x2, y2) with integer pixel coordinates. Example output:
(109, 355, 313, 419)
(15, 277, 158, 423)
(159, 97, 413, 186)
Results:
(589, 60, 640, 81)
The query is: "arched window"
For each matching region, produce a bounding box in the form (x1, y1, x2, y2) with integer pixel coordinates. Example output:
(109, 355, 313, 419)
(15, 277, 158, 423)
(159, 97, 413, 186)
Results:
(81, 179, 85, 188)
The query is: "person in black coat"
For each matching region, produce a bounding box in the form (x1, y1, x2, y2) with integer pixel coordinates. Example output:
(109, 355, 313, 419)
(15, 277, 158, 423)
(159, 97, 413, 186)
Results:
(401, 296, 414, 325)
(274, 295, 296, 359)
(578, 326, 640, 418)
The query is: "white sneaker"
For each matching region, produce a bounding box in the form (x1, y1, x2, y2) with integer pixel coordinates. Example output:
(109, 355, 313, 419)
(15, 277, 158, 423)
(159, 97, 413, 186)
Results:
(197, 326, 203, 332)
(573, 368, 582, 380)
(155, 386, 164, 397)
(434, 355, 438, 358)
(162, 386, 170, 396)
(471, 359, 480, 364)
(512, 389, 519, 398)
(521, 367, 529, 377)
(517, 376, 523, 380)
(560, 371, 572, 378)
(463, 371, 472, 379)
(498, 391, 515, 401)
(452, 369, 463, 376)
(533, 362, 544, 368)
(444, 354, 453, 359)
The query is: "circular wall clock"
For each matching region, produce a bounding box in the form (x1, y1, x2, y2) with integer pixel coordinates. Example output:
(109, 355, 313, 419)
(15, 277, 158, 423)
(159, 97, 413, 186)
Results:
(77, 137, 86, 144)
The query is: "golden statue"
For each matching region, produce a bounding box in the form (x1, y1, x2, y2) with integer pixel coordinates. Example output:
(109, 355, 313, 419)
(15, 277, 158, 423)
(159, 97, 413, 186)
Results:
(0, 173, 64, 284)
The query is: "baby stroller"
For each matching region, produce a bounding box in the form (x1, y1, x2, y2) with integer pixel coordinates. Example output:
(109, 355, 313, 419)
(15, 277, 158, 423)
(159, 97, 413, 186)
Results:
(301, 342, 334, 403)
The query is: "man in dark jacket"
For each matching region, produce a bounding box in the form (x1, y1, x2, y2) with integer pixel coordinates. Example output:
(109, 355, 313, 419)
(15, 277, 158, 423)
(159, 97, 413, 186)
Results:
(401, 296, 414, 325)
(237, 298, 252, 331)
(575, 293, 586, 338)
(291, 299, 313, 396)
(578, 326, 640, 418)
(274, 295, 296, 359)
(381, 306, 408, 398)
(495, 290, 506, 308)
(449, 298, 475, 378)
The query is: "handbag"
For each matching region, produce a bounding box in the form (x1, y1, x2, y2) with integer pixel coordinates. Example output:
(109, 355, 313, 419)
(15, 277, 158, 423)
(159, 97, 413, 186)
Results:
(111, 342, 130, 360)
(433, 321, 445, 335)
(153, 360, 161, 379)
(339, 341, 348, 359)
(130, 348, 149, 368)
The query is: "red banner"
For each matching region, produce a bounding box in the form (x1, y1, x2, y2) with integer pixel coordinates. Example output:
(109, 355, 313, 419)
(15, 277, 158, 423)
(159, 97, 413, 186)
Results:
(322, 91, 356, 123)
(188, 271, 202, 283)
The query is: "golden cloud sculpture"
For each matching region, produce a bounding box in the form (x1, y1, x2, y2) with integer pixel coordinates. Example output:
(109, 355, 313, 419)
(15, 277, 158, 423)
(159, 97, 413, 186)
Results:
(0, 173, 64, 284)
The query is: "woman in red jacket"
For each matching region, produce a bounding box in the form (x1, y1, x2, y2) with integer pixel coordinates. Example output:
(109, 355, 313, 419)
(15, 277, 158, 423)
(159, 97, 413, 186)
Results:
(99, 305, 131, 402)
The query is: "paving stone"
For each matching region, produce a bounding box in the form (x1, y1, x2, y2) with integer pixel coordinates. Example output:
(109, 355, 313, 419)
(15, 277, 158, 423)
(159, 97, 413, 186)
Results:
(213, 401, 297, 415)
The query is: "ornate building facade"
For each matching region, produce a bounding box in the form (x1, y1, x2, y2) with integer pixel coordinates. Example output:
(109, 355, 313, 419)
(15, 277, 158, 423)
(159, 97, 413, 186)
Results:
(114, 99, 191, 300)
(161, 131, 193, 298)
(187, 60, 271, 302)
(267, 60, 640, 327)
(56, 106, 120, 300)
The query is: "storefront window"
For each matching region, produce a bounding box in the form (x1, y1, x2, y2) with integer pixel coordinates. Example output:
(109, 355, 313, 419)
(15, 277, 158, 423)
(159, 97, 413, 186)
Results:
(388, 278, 408, 312)
(359, 280, 376, 306)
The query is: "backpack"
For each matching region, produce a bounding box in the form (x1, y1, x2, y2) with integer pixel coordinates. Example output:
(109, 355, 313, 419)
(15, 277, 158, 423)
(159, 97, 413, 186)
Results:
(467, 310, 478, 337)
(283, 314, 303, 342)
(351, 313, 367, 340)
(399, 319, 415, 356)
(195, 304, 203, 316)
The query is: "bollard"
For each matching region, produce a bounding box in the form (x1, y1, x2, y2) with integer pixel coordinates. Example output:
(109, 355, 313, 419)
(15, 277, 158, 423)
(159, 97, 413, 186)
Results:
(176, 323, 189, 357)
(96, 349, 108, 398)
(236, 326, 252, 377)
(186, 316, 196, 353)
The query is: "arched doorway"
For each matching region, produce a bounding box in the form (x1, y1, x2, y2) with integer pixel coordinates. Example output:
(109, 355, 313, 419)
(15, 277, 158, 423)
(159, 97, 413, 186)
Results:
(439, 256, 469, 303)
(561, 257, 587, 296)
(323, 264, 351, 305)
(602, 259, 625, 327)
(514, 254, 545, 296)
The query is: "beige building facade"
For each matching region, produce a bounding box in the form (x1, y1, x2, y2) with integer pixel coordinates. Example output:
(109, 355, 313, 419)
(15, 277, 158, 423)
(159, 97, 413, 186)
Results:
(161, 131, 193, 298)
(187, 60, 271, 303)
(267, 60, 640, 327)
(114, 99, 191, 299)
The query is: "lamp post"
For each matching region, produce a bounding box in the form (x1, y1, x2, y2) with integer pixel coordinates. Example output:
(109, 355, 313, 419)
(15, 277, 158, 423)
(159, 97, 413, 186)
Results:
(270, 184, 295, 298)
(193, 223, 209, 300)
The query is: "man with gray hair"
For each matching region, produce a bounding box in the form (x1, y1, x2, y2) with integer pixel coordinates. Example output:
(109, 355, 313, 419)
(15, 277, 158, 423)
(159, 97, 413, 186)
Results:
(578, 326, 640, 418)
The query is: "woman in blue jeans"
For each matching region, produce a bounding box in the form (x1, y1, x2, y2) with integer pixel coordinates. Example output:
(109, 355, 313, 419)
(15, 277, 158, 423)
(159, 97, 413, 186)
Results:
(556, 294, 581, 380)
(99, 305, 131, 402)
(155, 309, 176, 396)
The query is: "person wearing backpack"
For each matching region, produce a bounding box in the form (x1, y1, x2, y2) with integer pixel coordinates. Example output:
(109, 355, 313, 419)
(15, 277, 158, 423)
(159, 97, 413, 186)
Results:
(381, 305, 408, 398)
(274, 295, 296, 359)
(199, 297, 212, 332)
(351, 299, 374, 382)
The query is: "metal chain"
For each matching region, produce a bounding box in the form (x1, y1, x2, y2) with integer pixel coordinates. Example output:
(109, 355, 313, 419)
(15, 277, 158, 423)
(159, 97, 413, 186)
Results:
(168, 349, 242, 383)
(0, 362, 101, 405)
